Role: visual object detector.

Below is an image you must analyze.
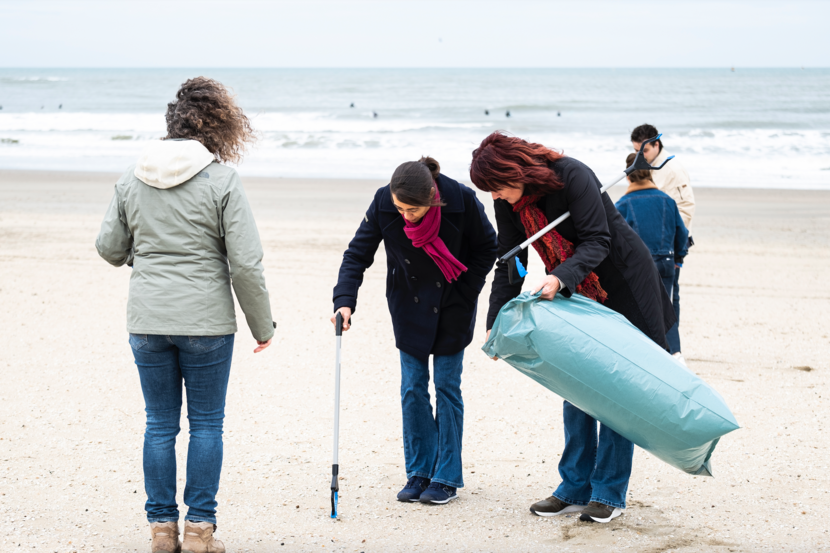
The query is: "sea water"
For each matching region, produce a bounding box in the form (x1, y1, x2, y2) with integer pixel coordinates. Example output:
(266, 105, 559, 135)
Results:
(0, 68, 828, 189)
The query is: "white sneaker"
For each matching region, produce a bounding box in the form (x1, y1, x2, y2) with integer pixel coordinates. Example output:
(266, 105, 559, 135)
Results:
(672, 352, 687, 367)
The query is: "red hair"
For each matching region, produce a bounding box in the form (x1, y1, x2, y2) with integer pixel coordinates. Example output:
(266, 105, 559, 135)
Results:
(469, 132, 566, 195)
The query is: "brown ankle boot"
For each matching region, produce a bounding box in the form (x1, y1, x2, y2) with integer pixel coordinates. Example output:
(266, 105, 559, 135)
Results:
(181, 521, 225, 553)
(150, 521, 181, 553)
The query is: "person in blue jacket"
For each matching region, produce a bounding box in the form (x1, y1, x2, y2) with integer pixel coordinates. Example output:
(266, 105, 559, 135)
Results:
(615, 152, 689, 303)
(331, 156, 497, 505)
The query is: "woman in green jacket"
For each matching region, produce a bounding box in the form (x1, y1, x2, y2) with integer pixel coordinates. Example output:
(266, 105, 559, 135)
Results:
(96, 77, 274, 553)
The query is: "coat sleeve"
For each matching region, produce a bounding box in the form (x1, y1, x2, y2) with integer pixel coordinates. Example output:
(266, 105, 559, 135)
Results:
(615, 197, 633, 229)
(665, 166, 695, 232)
(550, 165, 611, 297)
(674, 202, 690, 261)
(95, 184, 134, 267)
(332, 192, 384, 314)
(486, 199, 529, 330)
(460, 192, 498, 291)
(221, 172, 275, 342)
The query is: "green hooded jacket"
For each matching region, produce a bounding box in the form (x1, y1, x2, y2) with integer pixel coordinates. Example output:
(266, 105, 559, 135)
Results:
(96, 139, 275, 341)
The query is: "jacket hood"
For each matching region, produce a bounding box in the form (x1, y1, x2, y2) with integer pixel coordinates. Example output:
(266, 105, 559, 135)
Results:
(134, 139, 215, 189)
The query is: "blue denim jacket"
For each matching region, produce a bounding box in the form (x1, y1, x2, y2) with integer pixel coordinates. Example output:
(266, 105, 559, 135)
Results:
(615, 188, 689, 260)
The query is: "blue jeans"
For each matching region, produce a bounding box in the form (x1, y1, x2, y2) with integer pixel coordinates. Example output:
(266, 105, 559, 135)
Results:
(129, 333, 235, 524)
(553, 401, 634, 509)
(399, 350, 465, 488)
(654, 255, 675, 301)
(666, 266, 681, 354)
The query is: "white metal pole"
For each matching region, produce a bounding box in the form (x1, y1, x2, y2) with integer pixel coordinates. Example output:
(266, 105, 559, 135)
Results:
(517, 171, 628, 250)
(333, 334, 341, 465)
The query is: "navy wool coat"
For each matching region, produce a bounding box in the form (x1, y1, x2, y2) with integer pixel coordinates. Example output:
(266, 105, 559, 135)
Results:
(487, 157, 675, 349)
(333, 174, 498, 361)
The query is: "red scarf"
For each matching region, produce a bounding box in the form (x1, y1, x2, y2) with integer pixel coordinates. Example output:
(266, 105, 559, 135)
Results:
(512, 195, 607, 303)
(402, 186, 467, 282)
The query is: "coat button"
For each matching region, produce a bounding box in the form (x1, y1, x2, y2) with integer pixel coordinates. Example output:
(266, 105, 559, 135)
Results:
(433, 307, 438, 313)
(414, 296, 419, 303)
(404, 259, 411, 265)
(436, 281, 442, 288)
(411, 275, 418, 281)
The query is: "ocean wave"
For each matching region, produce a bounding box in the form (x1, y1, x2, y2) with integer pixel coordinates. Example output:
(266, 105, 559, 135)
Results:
(0, 111, 496, 135)
(1, 76, 69, 82)
(0, 111, 828, 189)
(0, 113, 165, 133)
(1, 113, 827, 156)
(668, 128, 830, 157)
(251, 112, 492, 134)
(1, 138, 828, 189)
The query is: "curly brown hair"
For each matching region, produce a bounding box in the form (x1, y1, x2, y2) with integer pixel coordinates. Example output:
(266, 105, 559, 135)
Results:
(164, 77, 255, 164)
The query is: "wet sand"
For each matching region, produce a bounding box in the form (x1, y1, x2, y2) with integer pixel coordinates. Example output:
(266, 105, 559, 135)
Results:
(1, 169, 829, 552)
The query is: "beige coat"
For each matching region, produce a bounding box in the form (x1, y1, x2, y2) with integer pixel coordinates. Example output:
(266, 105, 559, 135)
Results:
(651, 149, 695, 232)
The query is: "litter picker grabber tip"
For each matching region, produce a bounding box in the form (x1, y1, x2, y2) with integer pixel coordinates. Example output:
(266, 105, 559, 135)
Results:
(501, 134, 674, 284)
(331, 311, 343, 519)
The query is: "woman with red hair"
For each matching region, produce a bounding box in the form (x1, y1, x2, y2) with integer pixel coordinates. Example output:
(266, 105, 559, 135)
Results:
(470, 131, 674, 524)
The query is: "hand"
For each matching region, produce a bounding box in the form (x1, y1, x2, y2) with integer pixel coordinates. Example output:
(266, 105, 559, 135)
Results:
(331, 307, 352, 331)
(533, 275, 561, 300)
(485, 329, 498, 361)
(254, 338, 272, 353)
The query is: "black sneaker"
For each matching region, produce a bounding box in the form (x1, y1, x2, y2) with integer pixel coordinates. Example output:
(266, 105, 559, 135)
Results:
(418, 482, 458, 504)
(397, 476, 430, 502)
(579, 501, 622, 523)
(529, 496, 583, 517)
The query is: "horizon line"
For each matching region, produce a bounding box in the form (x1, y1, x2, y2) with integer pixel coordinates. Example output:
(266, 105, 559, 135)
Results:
(1, 66, 827, 70)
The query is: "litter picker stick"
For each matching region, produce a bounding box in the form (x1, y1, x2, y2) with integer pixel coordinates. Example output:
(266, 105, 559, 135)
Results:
(330, 312, 343, 519)
(501, 134, 674, 284)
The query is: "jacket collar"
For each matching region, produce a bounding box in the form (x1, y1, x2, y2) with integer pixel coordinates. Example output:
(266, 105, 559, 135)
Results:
(653, 148, 671, 165)
(624, 181, 659, 195)
(379, 173, 465, 214)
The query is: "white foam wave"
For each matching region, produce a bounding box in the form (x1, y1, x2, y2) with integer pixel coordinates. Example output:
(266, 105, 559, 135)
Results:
(3, 76, 69, 82)
(0, 111, 493, 135)
(1, 113, 828, 189)
(0, 113, 165, 133)
(251, 112, 492, 134)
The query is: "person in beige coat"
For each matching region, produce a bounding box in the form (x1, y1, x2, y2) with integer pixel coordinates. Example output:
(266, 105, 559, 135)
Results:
(96, 77, 274, 553)
(630, 124, 694, 363)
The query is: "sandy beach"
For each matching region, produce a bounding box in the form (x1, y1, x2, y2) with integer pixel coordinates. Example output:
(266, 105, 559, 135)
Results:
(1, 169, 829, 553)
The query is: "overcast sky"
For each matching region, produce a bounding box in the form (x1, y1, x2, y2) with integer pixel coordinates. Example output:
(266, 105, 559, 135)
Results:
(0, 0, 826, 68)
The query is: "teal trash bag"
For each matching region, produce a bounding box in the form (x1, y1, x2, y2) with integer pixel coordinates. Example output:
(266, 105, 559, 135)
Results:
(482, 291, 739, 476)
